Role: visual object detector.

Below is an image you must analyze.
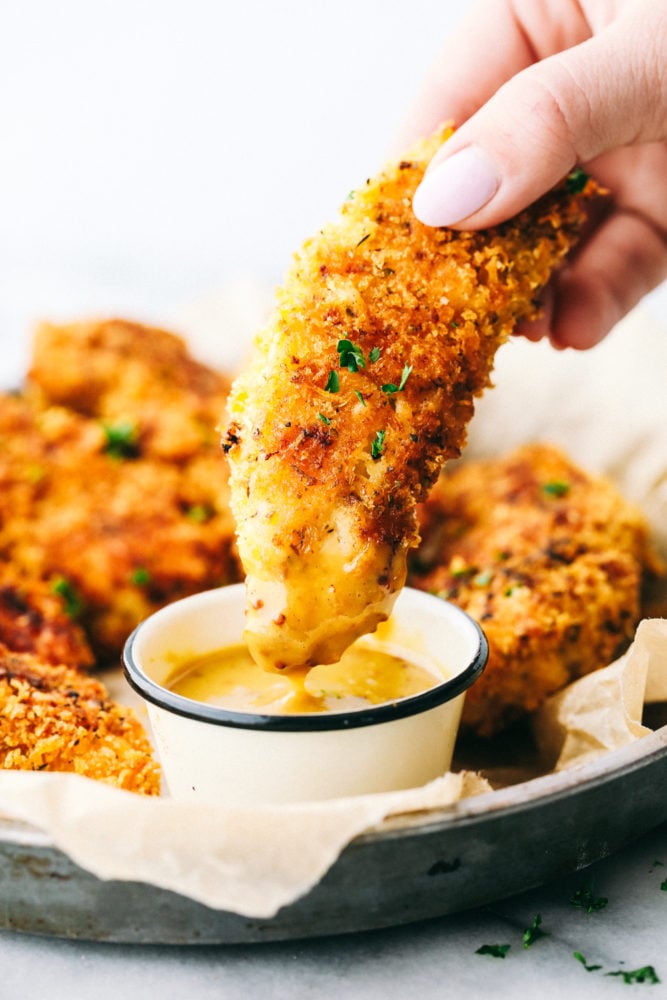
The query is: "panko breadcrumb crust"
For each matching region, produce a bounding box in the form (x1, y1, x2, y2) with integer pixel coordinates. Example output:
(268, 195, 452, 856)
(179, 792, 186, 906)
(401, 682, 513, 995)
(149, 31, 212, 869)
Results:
(0, 569, 93, 670)
(0, 644, 160, 794)
(224, 125, 602, 670)
(0, 318, 247, 791)
(410, 444, 662, 738)
(1, 319, 242, 663)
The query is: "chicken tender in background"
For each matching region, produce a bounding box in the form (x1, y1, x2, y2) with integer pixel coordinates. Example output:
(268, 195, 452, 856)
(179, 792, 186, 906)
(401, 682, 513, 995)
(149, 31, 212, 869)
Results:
(0, 568, 93, 670)
(0, 644, 160, 794)
(410, 444, 662, 738)
(27, 318, 227, 461)
(224, 125, 602, 671)
(0, 320, 242, 664)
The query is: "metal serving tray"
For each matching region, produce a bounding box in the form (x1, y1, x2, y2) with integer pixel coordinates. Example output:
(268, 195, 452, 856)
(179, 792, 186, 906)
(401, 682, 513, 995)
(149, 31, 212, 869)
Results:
(1, 724, 665, 945)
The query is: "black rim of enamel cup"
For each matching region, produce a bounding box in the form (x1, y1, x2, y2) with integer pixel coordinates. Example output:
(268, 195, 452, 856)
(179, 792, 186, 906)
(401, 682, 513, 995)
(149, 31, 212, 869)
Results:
(122, 602, 488, 733)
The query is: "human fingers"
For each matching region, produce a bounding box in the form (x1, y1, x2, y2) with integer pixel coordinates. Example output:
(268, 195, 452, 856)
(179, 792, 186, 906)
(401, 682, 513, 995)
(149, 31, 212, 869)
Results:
(398, 0, 593, 149)
(412, 0, 667, 228)
(547, 210, 667, 350)
(516, 286, 554, 344)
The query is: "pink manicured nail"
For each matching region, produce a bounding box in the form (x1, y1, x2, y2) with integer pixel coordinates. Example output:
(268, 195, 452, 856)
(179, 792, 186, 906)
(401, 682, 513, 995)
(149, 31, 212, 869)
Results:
(413, 146, 500, 226)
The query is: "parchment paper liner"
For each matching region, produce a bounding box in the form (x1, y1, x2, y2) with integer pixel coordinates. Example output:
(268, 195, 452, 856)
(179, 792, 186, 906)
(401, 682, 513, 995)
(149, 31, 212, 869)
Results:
(0, 306, 665, 920)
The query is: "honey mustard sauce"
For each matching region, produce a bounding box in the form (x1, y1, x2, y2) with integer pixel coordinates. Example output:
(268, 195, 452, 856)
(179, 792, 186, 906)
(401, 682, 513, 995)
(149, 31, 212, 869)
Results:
(166, 642, 441, 714)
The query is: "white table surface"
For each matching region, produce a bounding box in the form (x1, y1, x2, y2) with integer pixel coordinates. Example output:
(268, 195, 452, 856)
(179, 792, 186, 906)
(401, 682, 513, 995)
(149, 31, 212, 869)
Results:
(1, 821, 667, 999)
(1, 2, 666, 995)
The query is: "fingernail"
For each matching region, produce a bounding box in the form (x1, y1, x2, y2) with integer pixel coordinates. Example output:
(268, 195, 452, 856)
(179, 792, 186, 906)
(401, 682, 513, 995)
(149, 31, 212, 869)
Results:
(413, 146, 500, 226)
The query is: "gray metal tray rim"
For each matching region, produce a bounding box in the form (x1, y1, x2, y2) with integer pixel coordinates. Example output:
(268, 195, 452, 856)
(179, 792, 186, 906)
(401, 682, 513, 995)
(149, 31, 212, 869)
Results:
(355, 724, 667, 841)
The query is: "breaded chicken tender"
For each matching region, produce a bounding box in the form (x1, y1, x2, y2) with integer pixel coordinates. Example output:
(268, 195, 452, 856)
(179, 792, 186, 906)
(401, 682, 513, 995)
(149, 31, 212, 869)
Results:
(224, 126, 601, 670)
(28, 317, 229, 461)
(410, 444, 661, 738)
(0, 644, 160, 794)
(0, 568, 93, 670)
(0, 321, 241, 662)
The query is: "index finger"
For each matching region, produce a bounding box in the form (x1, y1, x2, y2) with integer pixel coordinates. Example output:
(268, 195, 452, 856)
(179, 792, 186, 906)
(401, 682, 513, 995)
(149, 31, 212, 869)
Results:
(397, 0, 591, 147)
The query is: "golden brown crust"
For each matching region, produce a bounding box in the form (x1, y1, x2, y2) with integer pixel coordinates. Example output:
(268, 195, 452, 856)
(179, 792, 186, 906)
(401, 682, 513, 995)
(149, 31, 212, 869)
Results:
(410, 443, 662, 737)
(224, 126, 602, 669)
(28, 318, 229, 461)
(0, 318, 250, 793)
(1, 320, 242, 662)
(0, 569, 93, 670)
(0, 644, 160, 794)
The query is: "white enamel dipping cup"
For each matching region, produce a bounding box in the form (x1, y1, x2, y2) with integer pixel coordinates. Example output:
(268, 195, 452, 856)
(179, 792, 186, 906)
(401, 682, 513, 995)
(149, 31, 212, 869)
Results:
(123, 584, 488, 805)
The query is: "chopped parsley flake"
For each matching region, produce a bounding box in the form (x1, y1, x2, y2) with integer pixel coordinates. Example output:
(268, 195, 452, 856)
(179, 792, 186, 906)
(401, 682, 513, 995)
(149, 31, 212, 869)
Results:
(607, 966, 661, 985)
(476, 944, 511, 959)
(354, 390, 366, 406)
(574, 954, 660, 984)
(570, 886, 608, 912)
(574, 952, 602, 973)
(52, 577, 83, 619)
(542, 480, 570, 498)
(185, 503, 214, 523)
(450, 559, 475, 578)
(131, 567, 151, 586)
(371, 429, 385, 460)
(317, 413, 332, 425)
(382, 364, 413, 395)
(522, 913, 546, 949)
(368, 346, 381, 363)
(102, 420, 139, 460)
(660, 879, 667, 892)
(566, 167, 589, 194)
(337, 339, 366, 372)
(324, 370, 340, 393)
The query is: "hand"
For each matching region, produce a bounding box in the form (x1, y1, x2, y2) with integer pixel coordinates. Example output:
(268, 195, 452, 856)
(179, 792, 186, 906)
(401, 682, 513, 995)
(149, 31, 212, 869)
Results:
(404, 0, 667, 349)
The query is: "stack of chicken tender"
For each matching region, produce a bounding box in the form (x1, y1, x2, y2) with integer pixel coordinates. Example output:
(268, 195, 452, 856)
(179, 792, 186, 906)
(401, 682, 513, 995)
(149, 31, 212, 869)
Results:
(0, 319, 243, 794)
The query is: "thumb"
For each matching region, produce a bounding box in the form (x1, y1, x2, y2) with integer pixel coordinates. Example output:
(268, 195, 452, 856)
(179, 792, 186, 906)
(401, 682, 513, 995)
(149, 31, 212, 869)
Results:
(413, 8, 667, 228)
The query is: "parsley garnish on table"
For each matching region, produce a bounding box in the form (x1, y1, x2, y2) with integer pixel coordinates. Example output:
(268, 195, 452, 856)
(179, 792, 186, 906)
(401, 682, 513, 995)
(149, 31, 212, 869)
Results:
(574, 952, 603, 973)
(574, 953, 661, 984)
(608, 966, 661, 985)
(476, 914, 546, 960)
(475, 943, 511, 959)
(570, 886, 609, 912)
(523, 913, 547, 948)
